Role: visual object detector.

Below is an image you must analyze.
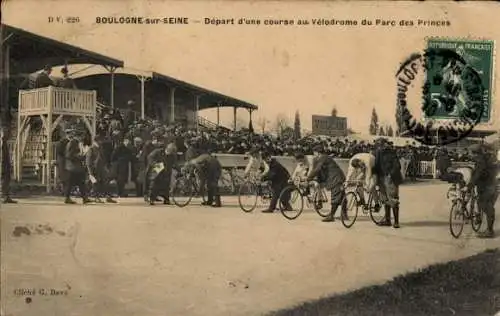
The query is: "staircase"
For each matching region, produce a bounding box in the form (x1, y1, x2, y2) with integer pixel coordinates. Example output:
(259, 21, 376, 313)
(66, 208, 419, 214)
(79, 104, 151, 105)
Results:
(197, 116, 231, 131)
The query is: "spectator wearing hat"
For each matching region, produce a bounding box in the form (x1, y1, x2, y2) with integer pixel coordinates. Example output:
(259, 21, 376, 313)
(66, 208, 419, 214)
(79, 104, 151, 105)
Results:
(145, 140, 172, 205)
(64, 129, 91, 204)
(86, 135, 117, 203)
(34, 65, 54, 89)
(468, 143, 497, 238)
(374, 138, 403, 228)
(307, 144, 346, 222)
(185, 148, 222, 207)
(57, 67, 77, 89)
(260, 151, 292, 213)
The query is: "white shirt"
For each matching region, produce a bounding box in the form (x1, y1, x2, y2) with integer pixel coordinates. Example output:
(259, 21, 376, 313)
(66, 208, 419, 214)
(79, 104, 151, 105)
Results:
(244, 155, 265, 177)
(346, 153, 376, 187)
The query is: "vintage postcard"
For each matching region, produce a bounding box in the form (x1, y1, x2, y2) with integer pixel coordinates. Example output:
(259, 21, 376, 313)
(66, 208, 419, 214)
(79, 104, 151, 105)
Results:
(1, 1, 500, 315)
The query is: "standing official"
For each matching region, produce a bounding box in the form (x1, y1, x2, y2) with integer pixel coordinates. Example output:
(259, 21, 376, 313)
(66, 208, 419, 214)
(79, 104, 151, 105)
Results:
(86, 136, 117, 203)
(185, 145, 222, 207)
(64, 130, 90, 204)
(374, 139, 403, 228)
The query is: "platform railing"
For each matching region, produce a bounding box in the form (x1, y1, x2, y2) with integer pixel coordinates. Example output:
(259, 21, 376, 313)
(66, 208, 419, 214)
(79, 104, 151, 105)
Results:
(19, 86, 96, 116)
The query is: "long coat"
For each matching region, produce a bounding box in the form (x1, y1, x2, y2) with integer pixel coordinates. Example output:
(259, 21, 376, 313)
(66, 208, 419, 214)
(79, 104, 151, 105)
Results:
(308, 154, 346, 190)
(85, 145, 109, 179)
(374, 147, 403, 186)
(65, 139, 85, 173)
(261, 158, 290, 187)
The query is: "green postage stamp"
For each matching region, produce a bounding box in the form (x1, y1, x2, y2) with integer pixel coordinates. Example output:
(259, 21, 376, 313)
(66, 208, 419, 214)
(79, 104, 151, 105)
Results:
(424, 38, 495, 123)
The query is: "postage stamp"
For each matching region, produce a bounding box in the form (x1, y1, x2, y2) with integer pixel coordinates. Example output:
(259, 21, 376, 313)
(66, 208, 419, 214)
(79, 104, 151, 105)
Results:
(425, 38, 494, 123)
(396, 38, 494, 146)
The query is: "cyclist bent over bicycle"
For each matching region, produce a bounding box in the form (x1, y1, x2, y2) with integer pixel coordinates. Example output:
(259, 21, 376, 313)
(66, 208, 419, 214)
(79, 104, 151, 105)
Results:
(344, 153, 378, 210)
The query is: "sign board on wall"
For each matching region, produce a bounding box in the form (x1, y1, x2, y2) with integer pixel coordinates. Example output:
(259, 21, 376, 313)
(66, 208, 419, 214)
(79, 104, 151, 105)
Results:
(311, 115, 348, 136)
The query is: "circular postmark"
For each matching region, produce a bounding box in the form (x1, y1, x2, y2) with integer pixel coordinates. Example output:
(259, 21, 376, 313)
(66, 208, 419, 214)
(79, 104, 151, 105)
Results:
(396, 47, 485, 146)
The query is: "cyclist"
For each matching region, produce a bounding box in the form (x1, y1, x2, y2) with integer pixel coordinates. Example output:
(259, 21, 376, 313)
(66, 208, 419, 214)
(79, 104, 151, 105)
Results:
(344, 153, 377, 209)
(260, 151, 292, 213)
(291, 152, 323, 208)
(306, 144, 346, 222)
(244, 147, 268, 179)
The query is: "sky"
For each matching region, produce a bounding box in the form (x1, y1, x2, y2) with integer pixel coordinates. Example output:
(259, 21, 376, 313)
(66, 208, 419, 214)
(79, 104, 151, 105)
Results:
(3, 0, 500, 134)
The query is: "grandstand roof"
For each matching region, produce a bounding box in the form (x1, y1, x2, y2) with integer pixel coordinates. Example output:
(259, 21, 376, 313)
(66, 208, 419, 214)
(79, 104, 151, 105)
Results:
(2, 24, 124, 74)
(53, 64, 259, 111)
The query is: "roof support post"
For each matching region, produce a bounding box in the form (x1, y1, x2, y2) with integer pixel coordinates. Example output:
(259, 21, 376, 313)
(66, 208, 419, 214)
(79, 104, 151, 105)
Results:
(169, 87, 176, 124)
(216, 103, 220, 127)
(136, 75, 150, 119)
(103, 65, 118, 108)
(194, 94, 200, 132)
(233, 106, 237, 131)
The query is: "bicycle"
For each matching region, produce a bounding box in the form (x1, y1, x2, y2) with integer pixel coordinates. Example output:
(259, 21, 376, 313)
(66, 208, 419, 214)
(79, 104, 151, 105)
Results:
(340, 180, 386, 228)
(171, 165, 206, 207)
(237, 174, 275, 212)
(278, 178, 330, 220)
(447, 181, 483, 239)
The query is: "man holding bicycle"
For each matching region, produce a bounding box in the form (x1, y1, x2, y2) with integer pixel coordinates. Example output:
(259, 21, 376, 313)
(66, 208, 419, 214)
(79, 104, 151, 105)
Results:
(260, 152, 293, 213)
(307, 145, 346, 222)
(468, 143, 497, 238)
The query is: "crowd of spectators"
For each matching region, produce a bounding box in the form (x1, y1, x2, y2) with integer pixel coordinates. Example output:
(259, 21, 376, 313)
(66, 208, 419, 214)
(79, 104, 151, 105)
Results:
(88, 106, 478, 165)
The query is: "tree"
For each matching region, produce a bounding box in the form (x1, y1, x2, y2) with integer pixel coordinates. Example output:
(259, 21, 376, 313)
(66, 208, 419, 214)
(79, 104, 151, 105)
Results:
(378, 126, 385, 136)
(256, 116, 270, 134)
(331, 106, 338, 117)
(293, 110, 301, 140)
(386, 125, 394, 137)
(369, 108, 379, 135)
(274, 113, 290, 137)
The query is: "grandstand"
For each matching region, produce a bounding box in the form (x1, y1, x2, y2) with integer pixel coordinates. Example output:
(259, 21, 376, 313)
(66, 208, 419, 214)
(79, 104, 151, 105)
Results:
(1, 24, 258, 192)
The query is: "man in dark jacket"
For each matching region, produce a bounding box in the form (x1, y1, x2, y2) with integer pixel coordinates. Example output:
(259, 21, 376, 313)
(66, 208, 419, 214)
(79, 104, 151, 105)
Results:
(34, 65, 54, 88)
(55, 129, 71, 195)
(307, 144, 346, 222)
(469, 143, 497, 238)
(86, 136, 117, 203)
(145, 141, 169, 205)
(260, 152, 292, 213)
(185, 146, 222, 207)
(64, 130, 91, 204)
(111, 138, 133, 197)
(1, 127, 16, 204)
(374, 138, 403, 228)
(131, 137, 144, 197)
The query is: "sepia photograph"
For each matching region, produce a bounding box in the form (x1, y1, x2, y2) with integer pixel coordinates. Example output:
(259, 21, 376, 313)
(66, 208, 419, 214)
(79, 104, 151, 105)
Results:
(0, 1, 499, 315)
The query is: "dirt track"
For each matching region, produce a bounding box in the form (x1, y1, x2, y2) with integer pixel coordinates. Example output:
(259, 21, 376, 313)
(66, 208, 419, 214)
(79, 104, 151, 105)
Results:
(1, 182, 499, 316)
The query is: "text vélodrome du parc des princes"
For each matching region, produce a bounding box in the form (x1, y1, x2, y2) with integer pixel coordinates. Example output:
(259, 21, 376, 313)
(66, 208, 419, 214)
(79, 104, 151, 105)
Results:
(94, 16, 450, 27)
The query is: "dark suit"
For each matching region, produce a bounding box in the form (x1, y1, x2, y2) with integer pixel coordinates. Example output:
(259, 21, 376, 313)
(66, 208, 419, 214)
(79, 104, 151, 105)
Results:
(64, 139, 88, 199)
(190, 154, 222, 206)
(34, 72, 54, 88)
(111, 144, 133, 196)
(374, 147, 402, 208)
(55, 138, 69, 192)
(308, 154, 346, 208)
(86, 144, 111, 198)
(470, 153, 497, 233)
(261, 158, 292, 211)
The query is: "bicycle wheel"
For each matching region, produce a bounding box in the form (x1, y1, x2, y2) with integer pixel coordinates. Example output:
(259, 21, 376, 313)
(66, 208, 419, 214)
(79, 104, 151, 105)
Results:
(449, 201, 465, 239)
(172, 176, 194, 208)
(313, 188, 331, 218)
(238, 181, 258, 212)
(279, 185, 304, 220)
(340, 192, 359, 228)
(469, 198, 484, 233)
(368, 190, 385, 225)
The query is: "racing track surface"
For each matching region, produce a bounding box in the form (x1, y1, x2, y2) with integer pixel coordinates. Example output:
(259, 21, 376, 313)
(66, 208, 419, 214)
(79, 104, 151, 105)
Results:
(1, 182, 499, 316)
